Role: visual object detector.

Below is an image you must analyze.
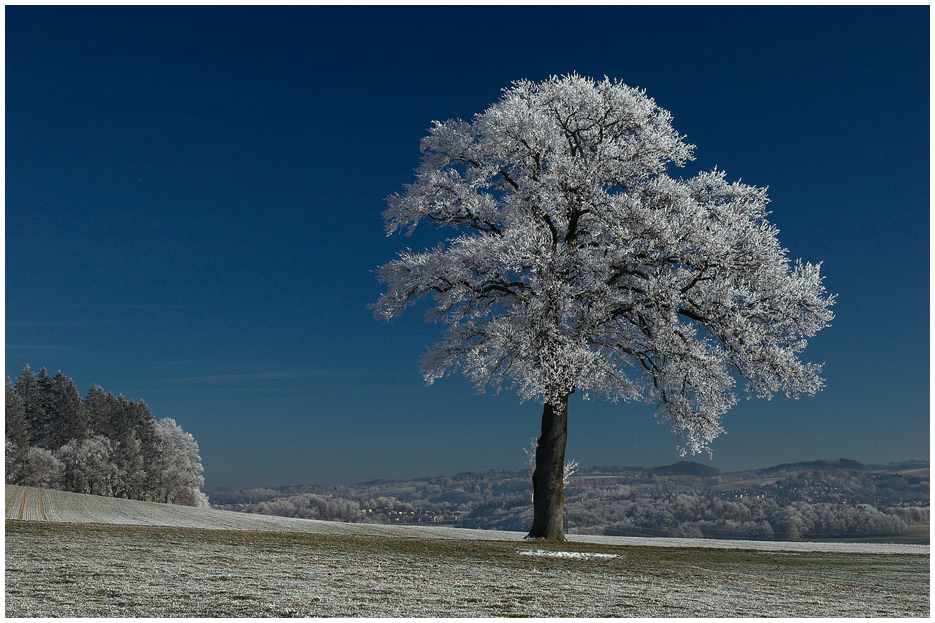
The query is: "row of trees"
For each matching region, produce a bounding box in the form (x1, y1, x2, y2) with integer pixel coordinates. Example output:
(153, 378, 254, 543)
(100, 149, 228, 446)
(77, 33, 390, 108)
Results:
(457, 487, 919, 540)
(558, 491, 913, 540)
(5, 365, 208, 507)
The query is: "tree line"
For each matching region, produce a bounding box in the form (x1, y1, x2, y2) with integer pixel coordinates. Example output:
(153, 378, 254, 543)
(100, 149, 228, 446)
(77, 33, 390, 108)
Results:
(5, 365, 208, 507)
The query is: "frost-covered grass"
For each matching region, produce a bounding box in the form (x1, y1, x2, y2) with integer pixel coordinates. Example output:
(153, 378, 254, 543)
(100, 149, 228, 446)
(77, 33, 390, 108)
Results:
(6, 521, 929, 617)
(4, 486, 930, 617)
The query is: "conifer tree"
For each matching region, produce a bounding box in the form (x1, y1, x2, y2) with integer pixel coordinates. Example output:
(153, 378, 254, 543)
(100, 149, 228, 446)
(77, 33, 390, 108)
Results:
(5, 376, 30, 483)
(130, 400, 159, 498)
(15, 365, 46, 447)
(84, 384, 115, 437)
(30, 367, 59, 448)
(50, 371, 88, 449)
(109, 394, 145, 499)
(6, 376, 29, 450)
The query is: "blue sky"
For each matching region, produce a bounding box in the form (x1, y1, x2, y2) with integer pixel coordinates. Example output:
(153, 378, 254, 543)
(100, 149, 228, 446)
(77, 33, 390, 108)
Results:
(5, 6, 929, 491)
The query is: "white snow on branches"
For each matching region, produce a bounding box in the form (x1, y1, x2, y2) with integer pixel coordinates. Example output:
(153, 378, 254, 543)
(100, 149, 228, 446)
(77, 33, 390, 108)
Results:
(373, 74, 834, 456)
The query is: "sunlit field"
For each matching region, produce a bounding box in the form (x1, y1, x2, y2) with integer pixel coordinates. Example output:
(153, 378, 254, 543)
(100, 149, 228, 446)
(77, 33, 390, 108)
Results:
(5, 487, 929, 617)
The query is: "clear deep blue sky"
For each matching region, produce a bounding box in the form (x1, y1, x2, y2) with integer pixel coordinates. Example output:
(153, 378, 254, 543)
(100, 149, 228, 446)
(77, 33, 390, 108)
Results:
(5, 6, 929, 491)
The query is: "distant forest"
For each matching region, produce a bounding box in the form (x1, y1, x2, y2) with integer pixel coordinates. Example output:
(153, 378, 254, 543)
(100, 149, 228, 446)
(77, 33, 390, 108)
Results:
(212, 459, 929, 542)
(5, 365, 208, 507)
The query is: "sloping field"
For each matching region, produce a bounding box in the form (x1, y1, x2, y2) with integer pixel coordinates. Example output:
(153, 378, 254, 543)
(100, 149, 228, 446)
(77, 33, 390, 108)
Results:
(5, 485, 522, 541)
(5, 486, 930, 616)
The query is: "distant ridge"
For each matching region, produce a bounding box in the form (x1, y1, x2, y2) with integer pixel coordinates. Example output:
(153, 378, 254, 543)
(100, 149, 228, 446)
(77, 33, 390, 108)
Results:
(757, 458, 865, 474)
(648, 461, 721, 477)
(864, 460, 930, 472)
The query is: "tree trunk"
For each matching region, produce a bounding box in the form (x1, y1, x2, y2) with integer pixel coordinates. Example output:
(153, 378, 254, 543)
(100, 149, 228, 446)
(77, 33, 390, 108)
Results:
(527, 393, 570, 540)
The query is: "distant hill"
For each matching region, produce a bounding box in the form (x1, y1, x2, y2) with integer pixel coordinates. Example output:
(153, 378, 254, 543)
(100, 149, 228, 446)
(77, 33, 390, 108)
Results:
(864, 460, 930, 472)
(649, 461, 720, 477)
(757, 458, 865, 474)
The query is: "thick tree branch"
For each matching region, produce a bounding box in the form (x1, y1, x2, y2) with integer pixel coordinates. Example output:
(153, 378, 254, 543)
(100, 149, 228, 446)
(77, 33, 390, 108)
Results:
(499, 168, 519, 190)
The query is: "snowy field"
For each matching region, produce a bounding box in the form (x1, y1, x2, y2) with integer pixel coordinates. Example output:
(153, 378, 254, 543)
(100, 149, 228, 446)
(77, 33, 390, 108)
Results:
(5, 485, 930, 617)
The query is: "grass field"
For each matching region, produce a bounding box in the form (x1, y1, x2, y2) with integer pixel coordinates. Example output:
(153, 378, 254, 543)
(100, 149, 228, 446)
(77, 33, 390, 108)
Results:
(801, 523, 930, 546)
(4, 486, 930, 617)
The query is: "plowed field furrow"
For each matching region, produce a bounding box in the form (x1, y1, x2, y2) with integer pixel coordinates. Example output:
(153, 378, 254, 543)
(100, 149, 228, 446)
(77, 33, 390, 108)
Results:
(5, 484, 23, 510)
(17, 487, 28, 520)
(11, 487, 49, 521)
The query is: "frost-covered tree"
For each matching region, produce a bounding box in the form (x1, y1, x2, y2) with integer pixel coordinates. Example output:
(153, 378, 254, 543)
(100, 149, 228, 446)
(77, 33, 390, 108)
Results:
(153, 418, 209, 508)
(373, 74, 834, 539)
(19, 446, 64, 489)
(55, 435, 116, 496)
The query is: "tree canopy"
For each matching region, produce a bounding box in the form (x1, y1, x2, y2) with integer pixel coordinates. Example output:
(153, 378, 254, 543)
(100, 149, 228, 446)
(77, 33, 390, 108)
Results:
(374, 74, 834, 456)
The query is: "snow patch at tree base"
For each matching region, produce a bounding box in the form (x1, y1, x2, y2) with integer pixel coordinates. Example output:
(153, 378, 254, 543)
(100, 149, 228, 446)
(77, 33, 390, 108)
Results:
(519, 549, 618, 559)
